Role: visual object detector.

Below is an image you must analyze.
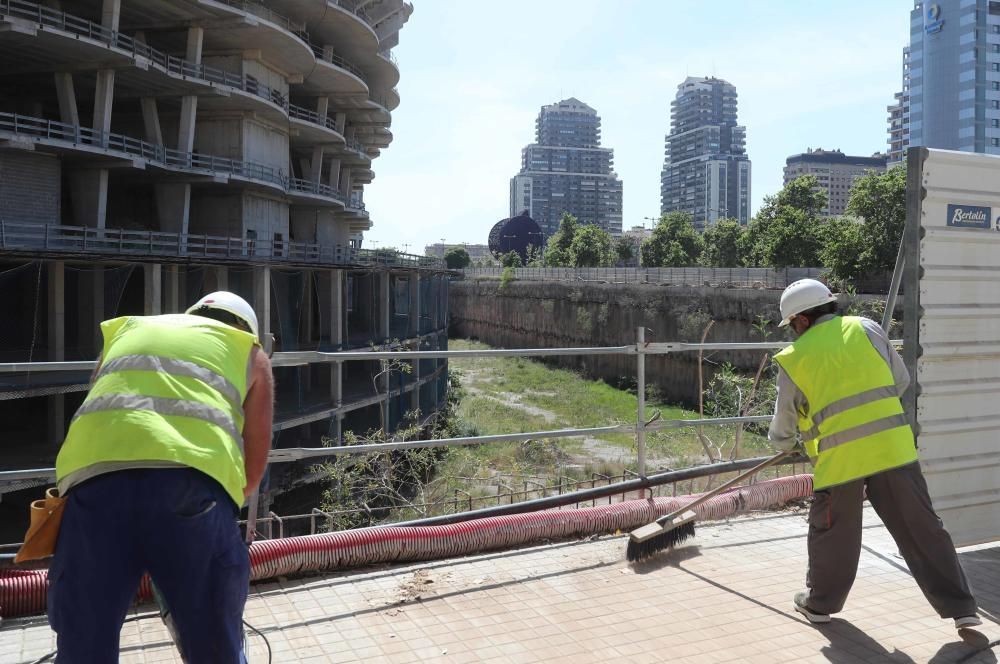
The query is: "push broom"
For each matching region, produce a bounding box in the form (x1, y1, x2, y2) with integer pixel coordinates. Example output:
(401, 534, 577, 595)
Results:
(626, 451, 792, 562)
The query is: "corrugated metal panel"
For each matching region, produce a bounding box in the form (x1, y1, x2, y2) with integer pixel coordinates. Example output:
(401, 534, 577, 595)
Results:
(908, 147, 1000, 546)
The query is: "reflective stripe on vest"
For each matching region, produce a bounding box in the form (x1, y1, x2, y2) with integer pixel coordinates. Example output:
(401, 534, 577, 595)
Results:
(96, 354, 245, 420)
(57, 314, 257, 507)
(802, 385, 900, 441)
(774, 316, 917, 489)
(72, 393, 244, 455)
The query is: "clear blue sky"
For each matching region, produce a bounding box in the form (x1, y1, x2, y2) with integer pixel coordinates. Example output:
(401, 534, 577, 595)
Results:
(363, 0, 912, 252)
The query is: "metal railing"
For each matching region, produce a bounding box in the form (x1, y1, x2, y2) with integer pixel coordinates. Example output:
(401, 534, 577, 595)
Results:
(0, 0, 294, 111)
(0, 112, 287, 188)
(0, 335, 839, 545)
(288, 104, 341, 134)
(463, 266, 827, 289)
(461, 267, 898, 293)
(302, 37, 366, 80)
(0, 222, 441, 268)
(214, 0, 307, 37)
(288, 177, 346, 202)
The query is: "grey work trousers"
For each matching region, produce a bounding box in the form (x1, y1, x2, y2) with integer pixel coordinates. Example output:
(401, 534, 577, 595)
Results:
(806, 461, 977, 617)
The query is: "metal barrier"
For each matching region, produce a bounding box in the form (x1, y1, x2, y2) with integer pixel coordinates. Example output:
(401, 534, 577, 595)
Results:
(0, 335, 793, 483)
(0, 223, 440, 268)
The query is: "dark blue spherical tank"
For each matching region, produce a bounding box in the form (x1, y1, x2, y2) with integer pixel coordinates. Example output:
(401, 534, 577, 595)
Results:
(488, 211, 544, 261)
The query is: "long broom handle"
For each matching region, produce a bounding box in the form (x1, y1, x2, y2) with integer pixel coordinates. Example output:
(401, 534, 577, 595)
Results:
(654, 451, 793, 526)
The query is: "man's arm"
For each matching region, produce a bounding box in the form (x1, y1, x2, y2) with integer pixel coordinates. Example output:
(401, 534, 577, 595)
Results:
(242, 346, 274, 498)
(768, 366, 806, 452)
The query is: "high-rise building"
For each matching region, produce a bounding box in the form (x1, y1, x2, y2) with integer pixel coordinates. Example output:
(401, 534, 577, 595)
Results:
(660, 76, 751, 230)
(783, 149, 888, 217)
(0, 0, 454, 515)
(509, 98, 623, 237)
(888, 1, 1000, 163)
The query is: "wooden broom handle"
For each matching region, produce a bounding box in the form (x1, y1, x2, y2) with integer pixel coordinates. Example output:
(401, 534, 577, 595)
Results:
(657, 451, 793, 525)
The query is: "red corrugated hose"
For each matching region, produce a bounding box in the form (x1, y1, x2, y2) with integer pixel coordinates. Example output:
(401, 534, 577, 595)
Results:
(0, 474, 812, 618)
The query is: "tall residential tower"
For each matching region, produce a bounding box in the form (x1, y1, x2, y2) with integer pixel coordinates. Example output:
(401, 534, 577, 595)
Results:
(888, 1, 1000, 163)
(510, 98, 623, 237)
(660, 76, 751, 229)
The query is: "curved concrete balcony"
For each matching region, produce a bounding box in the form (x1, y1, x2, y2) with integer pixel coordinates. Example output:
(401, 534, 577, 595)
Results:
(0, 0, 291, 124)
(0, 112, 288, 193)
(0, 222, 422, 269)
(299, 38, 371, 97)
(208, 1, 316, 76)
(266, 0, 401, 96)
(340, 137, 372, 164)
(287, 103, 347, 147)
(287, 178, 348, 208)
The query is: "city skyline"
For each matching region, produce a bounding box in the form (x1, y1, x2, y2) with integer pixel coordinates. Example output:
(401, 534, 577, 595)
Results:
(363, 0, 911, 249)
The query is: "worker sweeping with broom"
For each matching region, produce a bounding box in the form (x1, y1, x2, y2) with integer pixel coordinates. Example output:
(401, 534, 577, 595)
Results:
(44, 292, 274, 662)
(767, 279, 979, 629)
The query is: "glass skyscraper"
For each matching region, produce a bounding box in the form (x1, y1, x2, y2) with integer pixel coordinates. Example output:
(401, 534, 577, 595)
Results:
(889, 1, 1000, 162)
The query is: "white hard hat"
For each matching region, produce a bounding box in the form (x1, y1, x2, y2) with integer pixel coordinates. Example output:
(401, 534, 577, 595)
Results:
(186, 291, 259, 340)
(778, 279, 837, 327)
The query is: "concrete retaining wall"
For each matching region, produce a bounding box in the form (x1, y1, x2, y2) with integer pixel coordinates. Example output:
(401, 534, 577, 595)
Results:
(450, 278, 900, 406)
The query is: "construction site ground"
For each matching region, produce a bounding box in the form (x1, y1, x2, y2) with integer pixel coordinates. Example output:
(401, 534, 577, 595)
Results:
(3, 505, 999, 663)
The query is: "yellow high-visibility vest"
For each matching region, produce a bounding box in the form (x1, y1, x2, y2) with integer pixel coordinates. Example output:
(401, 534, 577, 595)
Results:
(774, 316, 917, 490)
(57, 314, 258, 506)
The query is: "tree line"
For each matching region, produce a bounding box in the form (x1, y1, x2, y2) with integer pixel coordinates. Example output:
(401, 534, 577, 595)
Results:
(446, 165, 904, 286)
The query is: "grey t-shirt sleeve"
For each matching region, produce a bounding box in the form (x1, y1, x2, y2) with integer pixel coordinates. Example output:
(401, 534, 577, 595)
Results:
(768, 365, 806, 452)
(859, 317, 909, 396)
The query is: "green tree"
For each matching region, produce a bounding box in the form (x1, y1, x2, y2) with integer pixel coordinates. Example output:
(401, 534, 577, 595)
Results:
(699, 219, 745, 267)
(818, 216, 867, 286)
(846, 165, 906, 274)
(542, 213, 578, 266)
(614, 237, 634, 265)
(443, 246, 471, 269)
(499, 250, 523, 268)
(640, 212, 704, 267)
(568, 224, 614, 267)
(741, 176, 825, 267)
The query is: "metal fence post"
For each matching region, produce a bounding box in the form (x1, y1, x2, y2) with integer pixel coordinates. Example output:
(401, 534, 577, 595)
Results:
(636, 326, 646, 478)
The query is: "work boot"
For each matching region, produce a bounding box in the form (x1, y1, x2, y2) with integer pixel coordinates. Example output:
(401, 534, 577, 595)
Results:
(793, 591, 831, 624)
(954, 615, 983, 630)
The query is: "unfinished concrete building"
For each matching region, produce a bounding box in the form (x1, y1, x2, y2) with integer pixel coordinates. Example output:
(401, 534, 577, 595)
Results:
(0, 0, 451, 522)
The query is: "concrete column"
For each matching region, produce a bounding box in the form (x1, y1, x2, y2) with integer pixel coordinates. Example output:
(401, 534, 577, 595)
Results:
(78, 265, 104, 356)
(327, 158, 341, 190)
(408, 274, 419, 338)
(253, 266, 272, 354)
(164, 264, 180, 312)
(310, 146, 325, 185)
(339, 167, 352, 196)
(53, 73, 79, 126)
(144, 263, 162, 315)
(177, 27, 204, 152)
(93, 70, 115, 140)
(334, 112, 346, 134)
(101, 0, 120, 30)
(155, 184, 191, 235)
(158, 28, 202, 240)
(316, 97, 329, 124)
(47, 261, 65, 445)
(379, 270, 390, 341)
(210, 266, 228, 292)
(331, 270, 343, 408)
(140, 97, 163, 145)
(70, 170, 108, 229)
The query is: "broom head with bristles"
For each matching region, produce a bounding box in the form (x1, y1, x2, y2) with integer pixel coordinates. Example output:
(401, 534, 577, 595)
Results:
(625, 510, 697, 562)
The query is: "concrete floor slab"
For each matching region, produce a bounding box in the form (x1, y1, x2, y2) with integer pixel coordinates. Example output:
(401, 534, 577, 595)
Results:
(3, 506, 999, 663)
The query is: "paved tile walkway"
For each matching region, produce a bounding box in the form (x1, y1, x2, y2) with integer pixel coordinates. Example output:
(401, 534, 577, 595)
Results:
(3, 506, 999, 663)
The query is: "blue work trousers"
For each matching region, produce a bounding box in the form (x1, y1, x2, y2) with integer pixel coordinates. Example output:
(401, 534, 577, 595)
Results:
(48, 468, 249, 663)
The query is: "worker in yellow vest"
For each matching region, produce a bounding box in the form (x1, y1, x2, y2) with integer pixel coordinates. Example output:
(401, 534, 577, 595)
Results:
(48, 291, 274, 663)
(769, 279, 979, 629)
